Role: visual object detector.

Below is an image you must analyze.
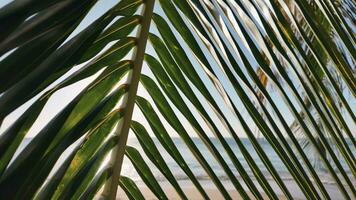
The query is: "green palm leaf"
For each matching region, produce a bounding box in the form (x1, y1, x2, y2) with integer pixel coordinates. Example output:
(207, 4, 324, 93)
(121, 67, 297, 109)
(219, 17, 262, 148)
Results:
(0, 0, 354, 199)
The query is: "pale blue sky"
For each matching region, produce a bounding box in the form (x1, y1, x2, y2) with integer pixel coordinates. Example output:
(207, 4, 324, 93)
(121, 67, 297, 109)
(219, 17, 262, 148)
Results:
(0, 0, 355, 140)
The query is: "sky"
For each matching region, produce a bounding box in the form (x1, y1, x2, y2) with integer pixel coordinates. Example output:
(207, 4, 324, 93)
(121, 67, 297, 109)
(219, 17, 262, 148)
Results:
(0, 0, 355, 140)
(0, 0, 231, 138)
(0, 2, 355, 196)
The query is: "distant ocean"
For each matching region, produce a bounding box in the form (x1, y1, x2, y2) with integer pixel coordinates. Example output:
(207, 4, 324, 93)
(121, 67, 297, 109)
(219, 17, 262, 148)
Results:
(17, 137, 354, 184)
(122, 137, 354, 184)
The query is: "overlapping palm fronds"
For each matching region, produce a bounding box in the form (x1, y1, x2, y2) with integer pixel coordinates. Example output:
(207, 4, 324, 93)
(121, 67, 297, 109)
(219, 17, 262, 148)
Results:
(0, 0, 354, 199)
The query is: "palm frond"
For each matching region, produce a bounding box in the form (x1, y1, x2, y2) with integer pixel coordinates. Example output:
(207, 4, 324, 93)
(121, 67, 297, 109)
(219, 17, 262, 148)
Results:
(0, 0, 354, 199)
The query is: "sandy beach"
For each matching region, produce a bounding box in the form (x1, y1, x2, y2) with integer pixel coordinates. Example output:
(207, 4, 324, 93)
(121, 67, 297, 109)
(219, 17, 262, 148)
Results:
(115, 179, 347, 200)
